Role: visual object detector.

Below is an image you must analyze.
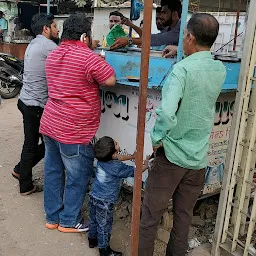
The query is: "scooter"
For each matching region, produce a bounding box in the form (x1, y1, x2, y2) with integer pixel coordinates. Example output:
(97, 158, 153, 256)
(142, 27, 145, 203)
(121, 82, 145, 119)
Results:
(0, 53, 23, 99)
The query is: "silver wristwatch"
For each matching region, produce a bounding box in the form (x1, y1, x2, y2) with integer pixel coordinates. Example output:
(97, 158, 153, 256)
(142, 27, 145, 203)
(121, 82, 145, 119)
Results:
(128, 37, 133, 46)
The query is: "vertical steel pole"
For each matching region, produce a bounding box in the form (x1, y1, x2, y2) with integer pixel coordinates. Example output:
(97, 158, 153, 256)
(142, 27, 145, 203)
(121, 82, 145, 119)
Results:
(129, 0, 134, 37)
(47, 0, 50, 15)
(131, 0, 153, 255)
(233, 0, 242, 51)
(177, 0, 189, 62)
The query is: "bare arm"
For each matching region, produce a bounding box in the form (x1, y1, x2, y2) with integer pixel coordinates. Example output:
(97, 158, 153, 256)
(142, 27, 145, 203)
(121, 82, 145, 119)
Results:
(100, 74, 116, 87)
(132, 38, 142, 46)
(122, 18, 142, 37)
(110, 28, 180, 50)
(112, 151, 149, 172)
(113, 151, 136, 161)
(129, 23, 142, 37)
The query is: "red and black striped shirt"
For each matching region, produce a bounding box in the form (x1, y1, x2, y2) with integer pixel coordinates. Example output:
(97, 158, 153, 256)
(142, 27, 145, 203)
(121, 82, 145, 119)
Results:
(40, 40, 115, 144)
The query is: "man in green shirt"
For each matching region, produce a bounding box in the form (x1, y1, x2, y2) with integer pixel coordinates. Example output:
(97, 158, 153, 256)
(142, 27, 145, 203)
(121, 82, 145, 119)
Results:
(139, 13, 226, 256)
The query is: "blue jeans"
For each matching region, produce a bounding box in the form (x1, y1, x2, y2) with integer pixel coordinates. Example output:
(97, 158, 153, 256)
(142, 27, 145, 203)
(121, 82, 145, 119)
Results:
(88, 196, 115, 248)
(43, 135, 94, 227)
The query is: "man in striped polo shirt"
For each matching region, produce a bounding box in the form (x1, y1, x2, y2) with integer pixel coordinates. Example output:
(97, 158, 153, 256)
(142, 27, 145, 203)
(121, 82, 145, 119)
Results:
(40, 14, 116, 232)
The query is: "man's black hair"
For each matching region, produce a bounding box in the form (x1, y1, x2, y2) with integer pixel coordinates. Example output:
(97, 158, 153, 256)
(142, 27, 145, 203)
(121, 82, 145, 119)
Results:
(140, 20, 143, 26)
(109, 11, 124, 18)
(31, 13, 55, 36)
(156, 7, 162, 14)
(94, 136, 117, 162)
(187, 13, 219, 47)
(160, 0, 168, 6)
(167, 0, 182, 18)
(61, 14, 91, 41)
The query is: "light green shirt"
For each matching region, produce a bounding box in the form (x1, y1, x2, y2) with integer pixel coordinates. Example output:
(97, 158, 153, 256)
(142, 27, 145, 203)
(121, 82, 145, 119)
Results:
(151, 51, 226, 169)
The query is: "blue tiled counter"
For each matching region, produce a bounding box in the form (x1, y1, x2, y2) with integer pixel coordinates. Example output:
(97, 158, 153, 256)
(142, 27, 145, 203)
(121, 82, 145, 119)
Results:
(102, 50, 240, 90)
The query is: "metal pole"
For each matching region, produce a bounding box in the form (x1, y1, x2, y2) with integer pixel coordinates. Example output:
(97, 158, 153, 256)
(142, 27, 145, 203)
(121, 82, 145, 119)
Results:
(47, 0, 50, 15)
(177, 0, 189, 62)
(233, 0, 242, 51)
(131, 0, 153, 255)
(129, 0, 134, 37)
(230, 31, 256, 252)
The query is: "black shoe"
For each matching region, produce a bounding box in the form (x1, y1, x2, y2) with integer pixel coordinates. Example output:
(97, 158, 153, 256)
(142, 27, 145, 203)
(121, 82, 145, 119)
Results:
(99, 246, 122, 256)
(88, 237, 98, 248)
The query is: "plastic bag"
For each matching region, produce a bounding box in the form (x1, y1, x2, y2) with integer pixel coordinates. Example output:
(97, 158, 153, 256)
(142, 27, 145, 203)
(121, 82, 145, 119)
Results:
(106, 24, 127, 47)
(131, 0, 144, 21)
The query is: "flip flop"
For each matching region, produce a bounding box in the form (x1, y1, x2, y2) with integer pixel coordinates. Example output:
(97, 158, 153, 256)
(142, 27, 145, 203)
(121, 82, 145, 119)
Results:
(20, 185, 43, 196)
(11, 171, 20, 180)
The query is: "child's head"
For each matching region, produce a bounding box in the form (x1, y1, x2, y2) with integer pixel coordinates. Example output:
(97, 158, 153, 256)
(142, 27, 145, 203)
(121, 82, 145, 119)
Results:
(94, 136, 120, 162)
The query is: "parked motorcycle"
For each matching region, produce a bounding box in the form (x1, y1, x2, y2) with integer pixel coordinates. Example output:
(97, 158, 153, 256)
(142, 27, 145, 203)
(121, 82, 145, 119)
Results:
(0, 53, 23, 99)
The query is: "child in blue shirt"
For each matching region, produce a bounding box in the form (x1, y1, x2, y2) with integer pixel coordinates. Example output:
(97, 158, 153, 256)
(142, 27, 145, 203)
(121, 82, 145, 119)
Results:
(88, 136, 149, 256)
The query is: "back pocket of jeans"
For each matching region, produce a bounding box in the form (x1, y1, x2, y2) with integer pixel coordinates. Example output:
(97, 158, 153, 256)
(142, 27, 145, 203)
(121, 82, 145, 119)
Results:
(59, 143, 80, 158)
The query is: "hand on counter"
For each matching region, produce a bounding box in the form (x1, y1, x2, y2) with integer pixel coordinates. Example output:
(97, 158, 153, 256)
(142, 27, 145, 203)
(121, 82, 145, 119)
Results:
(162, 45, 178, 58)
(110, 37, 129, 50)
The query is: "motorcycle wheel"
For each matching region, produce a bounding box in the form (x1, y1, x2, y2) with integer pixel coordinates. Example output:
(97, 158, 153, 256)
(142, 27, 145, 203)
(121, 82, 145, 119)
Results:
(0, 80, 21, 99)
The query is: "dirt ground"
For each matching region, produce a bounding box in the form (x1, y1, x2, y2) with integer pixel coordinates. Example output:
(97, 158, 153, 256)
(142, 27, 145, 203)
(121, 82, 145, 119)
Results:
(0, 98, 212, 256)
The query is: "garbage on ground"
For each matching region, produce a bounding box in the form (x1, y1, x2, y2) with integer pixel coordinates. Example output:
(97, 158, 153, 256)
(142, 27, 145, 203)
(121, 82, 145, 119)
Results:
(188, 238, 201, 250)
